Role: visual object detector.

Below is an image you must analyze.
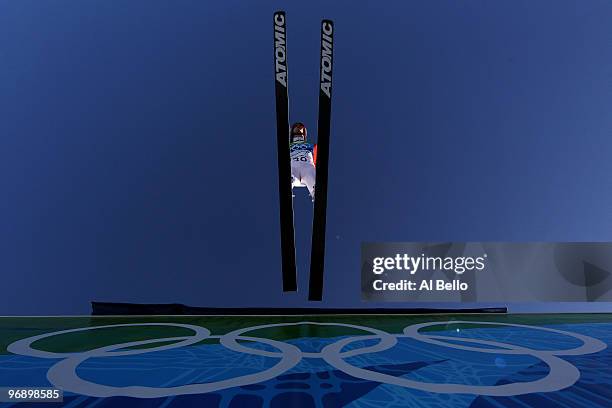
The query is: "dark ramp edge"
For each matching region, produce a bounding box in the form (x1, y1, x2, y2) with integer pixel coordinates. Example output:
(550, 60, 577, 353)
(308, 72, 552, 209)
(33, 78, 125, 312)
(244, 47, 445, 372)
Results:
(91, 302, 507, 316)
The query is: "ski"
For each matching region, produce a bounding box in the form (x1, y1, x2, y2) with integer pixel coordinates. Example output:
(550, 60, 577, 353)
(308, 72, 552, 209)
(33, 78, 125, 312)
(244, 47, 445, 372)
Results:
(273, 11, 298, 292)
(308, 19, 334, 301)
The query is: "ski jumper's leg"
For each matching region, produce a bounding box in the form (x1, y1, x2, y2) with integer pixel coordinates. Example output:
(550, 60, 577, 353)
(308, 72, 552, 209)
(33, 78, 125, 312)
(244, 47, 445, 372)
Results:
(290, 159, 301, 187)
(302, 163, 316, 200)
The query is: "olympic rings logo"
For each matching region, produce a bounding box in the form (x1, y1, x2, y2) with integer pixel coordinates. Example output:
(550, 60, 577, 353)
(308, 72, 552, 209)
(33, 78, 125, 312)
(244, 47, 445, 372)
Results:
(7, 320, 607, 398)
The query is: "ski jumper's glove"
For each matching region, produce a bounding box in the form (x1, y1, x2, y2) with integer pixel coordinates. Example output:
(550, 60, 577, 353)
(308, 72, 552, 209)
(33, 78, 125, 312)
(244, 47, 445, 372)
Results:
(313, 144, 318, 167)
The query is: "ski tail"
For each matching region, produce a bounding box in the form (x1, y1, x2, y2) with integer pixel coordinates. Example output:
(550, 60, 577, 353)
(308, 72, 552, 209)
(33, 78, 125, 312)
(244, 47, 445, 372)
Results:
(308, 19, 334, 301)
(273, 11, 297, 292)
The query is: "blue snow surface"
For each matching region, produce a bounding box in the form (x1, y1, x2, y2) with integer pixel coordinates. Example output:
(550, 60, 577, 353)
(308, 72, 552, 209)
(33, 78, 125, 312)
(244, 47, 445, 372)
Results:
(1, 323, 611, 407)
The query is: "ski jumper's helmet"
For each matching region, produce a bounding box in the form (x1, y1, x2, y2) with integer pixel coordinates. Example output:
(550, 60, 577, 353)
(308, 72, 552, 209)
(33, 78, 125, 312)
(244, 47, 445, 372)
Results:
(290, 122, 307, 143)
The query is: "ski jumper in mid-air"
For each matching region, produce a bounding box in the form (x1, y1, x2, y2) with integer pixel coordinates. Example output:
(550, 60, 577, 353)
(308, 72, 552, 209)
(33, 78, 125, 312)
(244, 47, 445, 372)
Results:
(289, 122, 317, 200)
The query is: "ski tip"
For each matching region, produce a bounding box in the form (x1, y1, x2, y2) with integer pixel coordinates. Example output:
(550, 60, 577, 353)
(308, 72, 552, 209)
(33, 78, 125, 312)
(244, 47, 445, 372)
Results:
(283, 281, 298, 292)
(273, 11, 286, 24)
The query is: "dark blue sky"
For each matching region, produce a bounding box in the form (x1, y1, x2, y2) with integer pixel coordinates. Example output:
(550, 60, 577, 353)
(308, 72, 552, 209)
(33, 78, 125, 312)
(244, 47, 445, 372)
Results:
(1, 1, 612, 314)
